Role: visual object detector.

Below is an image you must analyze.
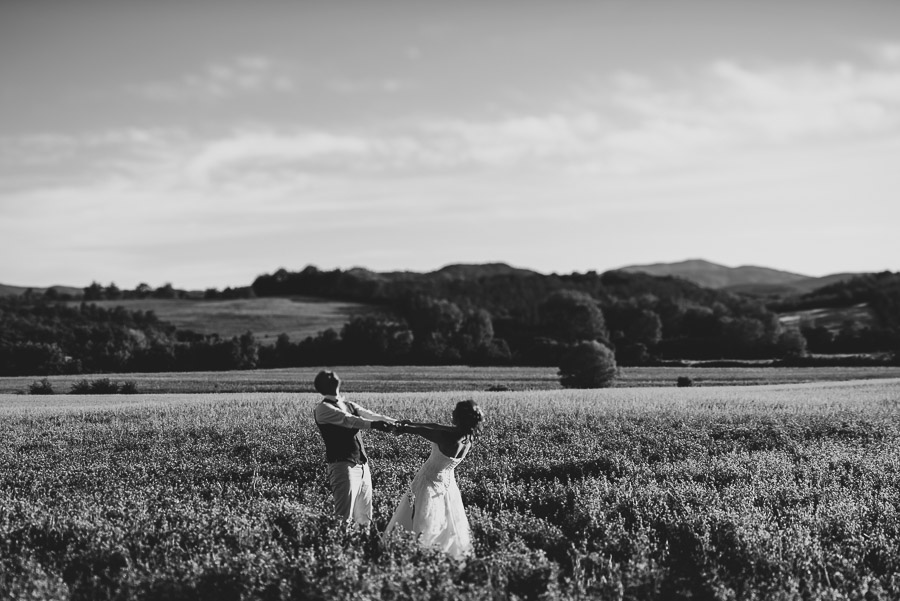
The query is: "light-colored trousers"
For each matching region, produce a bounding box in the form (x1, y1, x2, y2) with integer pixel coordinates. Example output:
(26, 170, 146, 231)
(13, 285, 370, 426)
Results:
(327, 461, 373, 525)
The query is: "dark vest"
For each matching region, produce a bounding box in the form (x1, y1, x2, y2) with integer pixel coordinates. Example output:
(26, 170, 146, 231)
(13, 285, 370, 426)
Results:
(315, 399, 368, 464)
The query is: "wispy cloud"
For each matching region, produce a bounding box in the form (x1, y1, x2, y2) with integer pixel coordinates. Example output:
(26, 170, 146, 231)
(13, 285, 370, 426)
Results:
(866, 41, 900, 64)
(130, 56, 296, 101)
(186, 129, 371, 185)
(602, 52, 900, 164)
(9, 46, 900, 192)
(328, 77, 412, 95)
(409, 48, 900, 174)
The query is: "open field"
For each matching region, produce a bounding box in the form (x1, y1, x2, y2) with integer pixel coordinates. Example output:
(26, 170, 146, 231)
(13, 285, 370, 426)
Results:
(2, 378, 900, 599)
(3, 365, 900, 395)
(778, 302, 874, 332)
(68, 297, 385, 343)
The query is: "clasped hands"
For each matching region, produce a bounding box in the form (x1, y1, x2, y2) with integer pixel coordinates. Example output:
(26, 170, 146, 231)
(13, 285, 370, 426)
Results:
(371, 419, 411, 435)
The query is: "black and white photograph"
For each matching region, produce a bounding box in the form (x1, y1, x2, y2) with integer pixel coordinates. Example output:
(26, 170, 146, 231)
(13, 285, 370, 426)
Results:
(2, 0, 899, 599)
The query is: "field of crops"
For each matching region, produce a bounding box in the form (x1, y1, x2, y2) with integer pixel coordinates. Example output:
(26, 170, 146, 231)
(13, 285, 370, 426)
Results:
(2, 378, 899, 600)
(4, 364, 900, 395)
(68, 297, 385, 344)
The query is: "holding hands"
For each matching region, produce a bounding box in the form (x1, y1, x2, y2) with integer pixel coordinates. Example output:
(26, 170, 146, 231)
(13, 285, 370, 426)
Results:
(371, 418, 420, 435)
(371, 420, 396, 433)
(371, 419, 413, 435)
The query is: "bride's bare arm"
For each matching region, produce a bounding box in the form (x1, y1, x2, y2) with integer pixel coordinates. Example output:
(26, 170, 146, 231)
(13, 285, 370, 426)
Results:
(402, 421, 454, 430)
(398, 422, 454, 443)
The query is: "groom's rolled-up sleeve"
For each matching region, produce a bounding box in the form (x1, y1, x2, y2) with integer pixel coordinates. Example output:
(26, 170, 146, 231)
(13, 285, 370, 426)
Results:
(314, 402, 372, 429)
(349, 402, 397, 424)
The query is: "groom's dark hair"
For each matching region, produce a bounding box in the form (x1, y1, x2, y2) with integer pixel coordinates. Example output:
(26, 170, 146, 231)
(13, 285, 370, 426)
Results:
(314, 370, 339, 395)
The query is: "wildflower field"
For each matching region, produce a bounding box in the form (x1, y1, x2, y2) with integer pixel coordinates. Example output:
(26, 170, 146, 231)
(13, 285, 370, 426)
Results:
(2, 378, 899, 600)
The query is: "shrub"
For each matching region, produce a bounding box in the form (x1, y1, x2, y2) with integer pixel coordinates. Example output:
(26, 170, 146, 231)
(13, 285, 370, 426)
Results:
(69, 379, 93, 394)
(69, 378, 136, 394)
(88, 378, 120, 394)
(558, 340, 618, 388)
(677, 376, 693, 387)
(28, 379, 55, 395)
(119, 381, 139, 394)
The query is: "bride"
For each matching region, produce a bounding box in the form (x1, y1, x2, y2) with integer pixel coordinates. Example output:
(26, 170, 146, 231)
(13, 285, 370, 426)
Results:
(385, 399, 484, 559)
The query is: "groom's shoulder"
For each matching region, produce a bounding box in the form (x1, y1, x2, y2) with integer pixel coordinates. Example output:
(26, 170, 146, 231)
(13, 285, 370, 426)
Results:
(315, 397, 343, 411)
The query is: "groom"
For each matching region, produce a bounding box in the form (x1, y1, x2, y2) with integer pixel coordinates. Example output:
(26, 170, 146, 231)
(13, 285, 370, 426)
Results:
(313, 370, 397, 526)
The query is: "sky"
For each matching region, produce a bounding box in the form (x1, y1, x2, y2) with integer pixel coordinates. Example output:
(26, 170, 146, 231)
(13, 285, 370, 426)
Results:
(2, 0, 899, 290)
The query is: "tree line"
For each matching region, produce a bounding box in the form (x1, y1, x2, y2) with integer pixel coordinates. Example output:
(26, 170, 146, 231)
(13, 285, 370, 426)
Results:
(770, 271, 900, 355)
(3, 266, 897, 377)
(252, 266, 828, 365)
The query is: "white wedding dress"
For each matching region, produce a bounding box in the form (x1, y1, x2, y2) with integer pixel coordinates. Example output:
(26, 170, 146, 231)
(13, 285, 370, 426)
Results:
(385, 441, 473, 559)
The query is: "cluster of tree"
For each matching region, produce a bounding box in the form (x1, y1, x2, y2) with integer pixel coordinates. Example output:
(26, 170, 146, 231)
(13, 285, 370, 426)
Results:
(772, 272, 900, 313)
(770, 272, 900, 354)
(202, 286, 256, 300)
(2, 293, 509, 376)
(6, 265, 897, 378)
(82, 281, 187, 301)
(0, 296, 263, 376)
(800, 322, 897, 354)
(252, 265, 817, 364)
(263, 301, 512, 368)
(78, 282, 256, 302)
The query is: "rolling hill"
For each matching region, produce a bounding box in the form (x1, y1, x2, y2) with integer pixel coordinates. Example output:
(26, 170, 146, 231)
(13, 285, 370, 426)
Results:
(618, 259, 863, 296)
(617, 259, 811, 289)
(722, 273, 864, 297)
(0, 284, 83, 297)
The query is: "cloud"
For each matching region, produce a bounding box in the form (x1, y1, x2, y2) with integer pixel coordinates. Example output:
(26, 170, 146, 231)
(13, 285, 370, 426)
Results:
(426, 49, 900, 174)
(610, 54, 900, 146)
(130, 55, 296, 101)
(0, 128, 189, 195)
(866, 41, 900, 64)
(419, 113, 601, 167)
(6, 46, 900, 218)
(8, 45, 900, 197)
(186, 130, 372, 185)
(706, 60, 900, 138)
(327, 78, 412, 95)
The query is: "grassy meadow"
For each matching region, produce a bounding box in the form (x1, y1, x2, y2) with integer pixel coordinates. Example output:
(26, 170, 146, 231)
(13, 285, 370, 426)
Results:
(68, 297, 385, 344)
(777, 303, 874, 333)
(2, 377, 900, 600)
(4, 365, 900, 395)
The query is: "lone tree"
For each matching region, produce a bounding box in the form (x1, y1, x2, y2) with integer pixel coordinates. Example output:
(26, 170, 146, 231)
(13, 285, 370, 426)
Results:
(558, 340, 618, 388)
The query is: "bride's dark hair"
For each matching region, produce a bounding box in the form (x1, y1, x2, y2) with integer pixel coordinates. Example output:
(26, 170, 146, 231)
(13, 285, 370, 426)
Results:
(452, 399, 484, 438)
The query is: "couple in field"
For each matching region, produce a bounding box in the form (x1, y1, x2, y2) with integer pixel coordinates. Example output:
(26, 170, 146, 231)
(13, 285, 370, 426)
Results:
(312, 370, 483, 560)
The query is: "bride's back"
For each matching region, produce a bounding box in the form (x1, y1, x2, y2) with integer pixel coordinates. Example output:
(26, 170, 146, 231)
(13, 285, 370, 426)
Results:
(437, 432, 472, 461)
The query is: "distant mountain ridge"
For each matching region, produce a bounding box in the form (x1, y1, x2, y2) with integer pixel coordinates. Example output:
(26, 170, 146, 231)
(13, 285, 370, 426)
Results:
(430, 263, 542, 279)
(618, 259, 809, 289)
(0, 260, 866, 300)
(342, 262, 541, 280)
(617, 259, 863, 295)
(0, 284, 83, 297)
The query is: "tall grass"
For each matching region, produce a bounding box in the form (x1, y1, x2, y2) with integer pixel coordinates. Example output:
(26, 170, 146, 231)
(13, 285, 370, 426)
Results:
(2, 379, 899, 599)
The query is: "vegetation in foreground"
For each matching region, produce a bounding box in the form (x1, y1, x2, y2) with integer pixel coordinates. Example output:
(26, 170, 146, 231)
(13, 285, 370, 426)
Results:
(2, 380, 899, 600)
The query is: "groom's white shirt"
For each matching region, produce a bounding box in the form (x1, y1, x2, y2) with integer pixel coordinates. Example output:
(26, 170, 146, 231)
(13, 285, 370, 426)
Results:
(314, 394, 396, 430)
